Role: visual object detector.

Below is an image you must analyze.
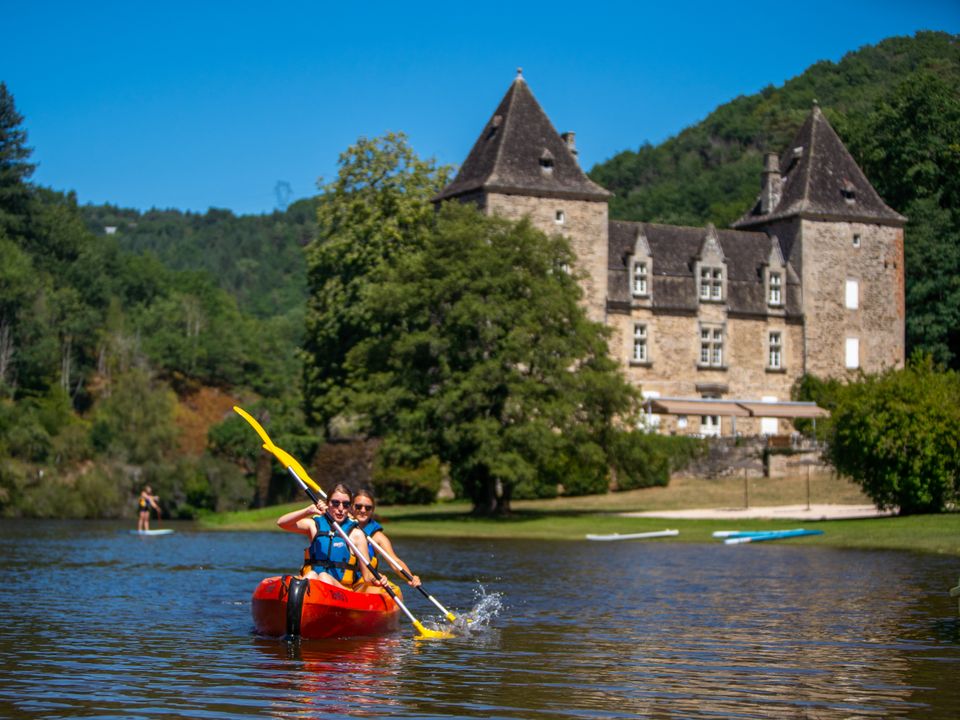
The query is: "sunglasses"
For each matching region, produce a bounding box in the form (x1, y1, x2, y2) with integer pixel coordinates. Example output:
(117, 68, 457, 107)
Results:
(328, 499, 350, 509)
(353, 503, 374, 512)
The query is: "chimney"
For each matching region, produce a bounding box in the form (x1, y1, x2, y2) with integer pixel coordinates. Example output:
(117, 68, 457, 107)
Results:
(561, 132, 578, 163)
(760, 152, 782, 214)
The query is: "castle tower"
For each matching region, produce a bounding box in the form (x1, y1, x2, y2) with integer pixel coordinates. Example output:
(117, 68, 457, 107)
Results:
(733, 104, 906, 377)
(433, 70, 611, 321)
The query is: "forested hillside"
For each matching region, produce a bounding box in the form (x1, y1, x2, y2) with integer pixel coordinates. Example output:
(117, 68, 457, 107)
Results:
(80, 199, 315, 319)
(589, 31, 960, 366)
(1, 82, 307, 520)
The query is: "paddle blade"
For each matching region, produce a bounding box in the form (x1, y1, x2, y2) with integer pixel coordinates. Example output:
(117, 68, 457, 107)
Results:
(413, 621, 455, 639)
(233, 406, 275, 450)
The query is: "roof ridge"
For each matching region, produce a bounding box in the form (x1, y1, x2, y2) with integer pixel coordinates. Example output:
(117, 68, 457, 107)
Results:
(490, 79, 521, 187)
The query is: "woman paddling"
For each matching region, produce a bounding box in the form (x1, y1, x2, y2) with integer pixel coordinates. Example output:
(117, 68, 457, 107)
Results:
(137, 485, 161, 532)
(276, 484, 382, 590)
(351, 487, 421, 589)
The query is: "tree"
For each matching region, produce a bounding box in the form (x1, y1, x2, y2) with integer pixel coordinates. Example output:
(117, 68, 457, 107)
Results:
(825, 357, 960, 515)
(347, 203, 639, 515)
(0, 82, 35, 238)
(302, 133, 450, 436)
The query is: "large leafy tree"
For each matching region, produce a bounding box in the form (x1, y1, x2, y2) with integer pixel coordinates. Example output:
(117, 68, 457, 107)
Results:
(347, 203, 639, 515)
(302, 133, 450, 435)
(825, 357, 960, 515)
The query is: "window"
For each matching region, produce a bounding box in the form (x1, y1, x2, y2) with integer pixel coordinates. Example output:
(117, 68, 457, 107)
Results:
(768, 272, 782, 306)
(699, 326, 724, 368)
(555, 210, 565, 224)
(700, 414, 721, 437)
(640, 390, 661, 429)
(853, 233, 861, 248)
(845, 337, 859, 369)
(699, 267, 723, 301)
(845, 279, 859, 310)
(632, 261, 648, 296)
(632, 323, 648, 363)
(768, 331, 782, 369)
(760, 396, 779, 435)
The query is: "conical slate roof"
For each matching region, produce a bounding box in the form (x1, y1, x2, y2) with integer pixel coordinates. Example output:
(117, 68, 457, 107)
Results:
(733, 104, 905, 228)
(434, 72, 610, 202)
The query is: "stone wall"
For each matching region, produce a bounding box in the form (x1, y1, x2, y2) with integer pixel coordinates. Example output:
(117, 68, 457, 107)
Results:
(610, 304, 805, 436)
(485, 193, 608, 323)
(799, 220, 905, 377)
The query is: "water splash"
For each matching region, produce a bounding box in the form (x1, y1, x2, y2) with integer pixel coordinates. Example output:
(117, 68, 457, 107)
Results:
(450, 584, 503, 633)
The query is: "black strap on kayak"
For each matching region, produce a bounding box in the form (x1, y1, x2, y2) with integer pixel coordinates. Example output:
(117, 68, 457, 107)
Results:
(285, 576, 309, 638)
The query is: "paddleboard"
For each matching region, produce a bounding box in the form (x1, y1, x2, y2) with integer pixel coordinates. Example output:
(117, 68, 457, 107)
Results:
(723, 529, 823, 544)
(585, 529, 679, 541)
(130, 529, 174, 536)
(713, 529, 807, 538)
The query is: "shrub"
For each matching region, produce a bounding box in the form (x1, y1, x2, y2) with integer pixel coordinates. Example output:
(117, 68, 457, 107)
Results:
(372, 456, 442, 505)
(826, 357, 960, 514)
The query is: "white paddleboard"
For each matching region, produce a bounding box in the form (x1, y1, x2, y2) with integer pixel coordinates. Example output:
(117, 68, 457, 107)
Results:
(130, 529, 174, 536)
(585, 529, 679, 541)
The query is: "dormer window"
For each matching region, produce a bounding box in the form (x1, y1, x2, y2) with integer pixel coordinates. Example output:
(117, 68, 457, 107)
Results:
(632, 261, 649, 296)
(539, 149, 554, 174)
(768, 272, 782, 306)
(841, 179, 856, 203)
(699, 267, 723, 301)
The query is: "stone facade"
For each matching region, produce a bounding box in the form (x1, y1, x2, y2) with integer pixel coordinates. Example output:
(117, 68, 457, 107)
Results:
(485, 193, 609, 322)
(435, 76, 906, 436)
(794, 220, 905, 377)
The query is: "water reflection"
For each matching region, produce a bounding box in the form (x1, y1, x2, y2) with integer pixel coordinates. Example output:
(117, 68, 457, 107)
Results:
(0, 522, 958, 718)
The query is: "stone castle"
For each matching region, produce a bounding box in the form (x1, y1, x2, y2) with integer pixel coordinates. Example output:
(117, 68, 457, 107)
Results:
(433, 72, 905, 436)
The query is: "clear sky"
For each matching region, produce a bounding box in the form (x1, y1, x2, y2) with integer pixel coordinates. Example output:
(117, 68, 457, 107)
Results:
(4, 1, 958, 216)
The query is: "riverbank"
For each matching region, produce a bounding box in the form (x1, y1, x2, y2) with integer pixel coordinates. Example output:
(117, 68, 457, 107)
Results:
(199, 471, 960, 555)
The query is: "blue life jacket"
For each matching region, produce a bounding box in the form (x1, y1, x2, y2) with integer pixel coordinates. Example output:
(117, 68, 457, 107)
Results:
(361, 520, 384, 569)
(305, 515, 360, 584)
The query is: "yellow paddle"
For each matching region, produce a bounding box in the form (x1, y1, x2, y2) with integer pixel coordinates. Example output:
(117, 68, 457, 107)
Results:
(233, 406, 454, 640)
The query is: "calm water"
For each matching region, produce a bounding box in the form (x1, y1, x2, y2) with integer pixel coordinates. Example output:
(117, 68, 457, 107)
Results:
(0, 519, 958, 719)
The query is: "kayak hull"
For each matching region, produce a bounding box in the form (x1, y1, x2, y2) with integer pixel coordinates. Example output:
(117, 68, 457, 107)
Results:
(252, 576, 401, 639)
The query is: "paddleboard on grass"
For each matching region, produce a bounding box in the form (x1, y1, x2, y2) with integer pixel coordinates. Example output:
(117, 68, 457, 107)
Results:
(585, 529, 679, 541)
(130, 529, 174, 536)
(723, 529, 823, 545)
(713, 529, 807, 538)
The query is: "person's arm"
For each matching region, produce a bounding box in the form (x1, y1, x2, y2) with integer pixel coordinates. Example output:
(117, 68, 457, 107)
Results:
(374, 531, 421, 587)
(276, 502, 324, 536)
(350, 528, 383, 586)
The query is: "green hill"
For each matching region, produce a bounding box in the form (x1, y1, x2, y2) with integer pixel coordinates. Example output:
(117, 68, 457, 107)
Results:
(79, 199, 316, 319)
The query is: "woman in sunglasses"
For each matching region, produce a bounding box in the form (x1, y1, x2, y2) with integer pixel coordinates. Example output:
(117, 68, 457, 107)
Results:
(351, 488, 421, 589)
(276, 483, 380, 589)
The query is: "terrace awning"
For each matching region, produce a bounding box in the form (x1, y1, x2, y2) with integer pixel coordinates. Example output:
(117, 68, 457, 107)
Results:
(647, 398, 750, 417)
(646, 397, 829, 418)
(735, 401, 829, 419)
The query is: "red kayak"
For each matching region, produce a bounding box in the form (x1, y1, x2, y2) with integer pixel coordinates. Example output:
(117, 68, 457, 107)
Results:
(252, 575, 402, 639)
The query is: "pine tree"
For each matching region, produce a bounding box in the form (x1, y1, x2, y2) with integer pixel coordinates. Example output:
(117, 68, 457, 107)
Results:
(0, 82, 36, 237)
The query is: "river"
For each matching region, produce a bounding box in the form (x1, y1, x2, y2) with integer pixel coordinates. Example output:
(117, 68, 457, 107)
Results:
(0, 519, 958, 718)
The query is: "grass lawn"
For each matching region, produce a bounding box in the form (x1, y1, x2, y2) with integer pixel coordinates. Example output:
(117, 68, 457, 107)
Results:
(199, 471, 960, 556)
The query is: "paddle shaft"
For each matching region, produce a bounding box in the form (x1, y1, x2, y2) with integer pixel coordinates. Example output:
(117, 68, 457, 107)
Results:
(365, 534, 458, 622)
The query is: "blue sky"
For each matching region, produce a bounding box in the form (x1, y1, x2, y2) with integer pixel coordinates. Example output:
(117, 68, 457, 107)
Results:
(4, 1, 958, 216)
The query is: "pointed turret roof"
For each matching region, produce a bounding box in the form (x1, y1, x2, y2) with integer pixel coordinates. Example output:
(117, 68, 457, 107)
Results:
(434, 71, 610, 203)
(733, 104, 905, 228)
